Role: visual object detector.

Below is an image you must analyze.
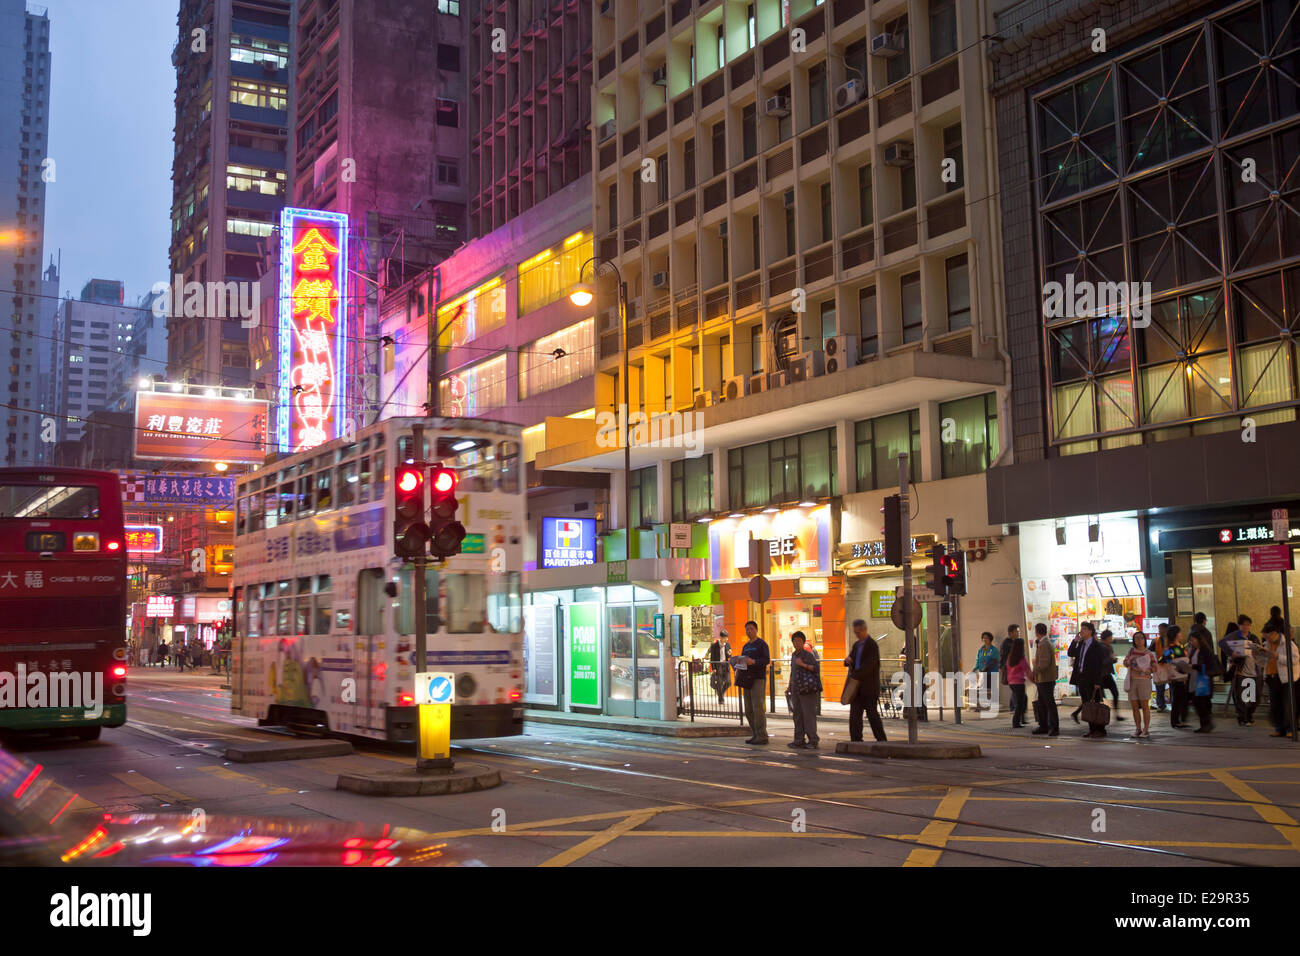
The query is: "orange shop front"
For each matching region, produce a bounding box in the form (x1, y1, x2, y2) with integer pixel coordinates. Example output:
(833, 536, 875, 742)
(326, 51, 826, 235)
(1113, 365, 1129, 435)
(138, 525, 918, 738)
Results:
(708, 506, 845, 704)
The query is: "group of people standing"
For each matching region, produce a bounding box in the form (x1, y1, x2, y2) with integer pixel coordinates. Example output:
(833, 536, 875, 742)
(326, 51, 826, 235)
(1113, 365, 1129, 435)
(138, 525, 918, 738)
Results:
(993, 606, 1300, 740)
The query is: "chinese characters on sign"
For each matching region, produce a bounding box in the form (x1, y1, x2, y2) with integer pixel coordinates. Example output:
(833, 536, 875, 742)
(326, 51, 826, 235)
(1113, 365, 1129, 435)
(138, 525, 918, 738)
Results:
(124, 525, 164, 553)
(279, 208, 349, 454)
(134, 392, 269, 464)
(540, 517, 597, 569)
(146, 596, 175, 617)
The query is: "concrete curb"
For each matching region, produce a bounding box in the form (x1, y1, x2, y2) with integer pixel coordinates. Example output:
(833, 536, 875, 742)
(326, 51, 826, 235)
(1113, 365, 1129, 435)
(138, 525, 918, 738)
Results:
(835, 741, 982, 759)
(336, 763, 502, 796)
(225, 740, 353, 762)
(525, 712, 750, 737)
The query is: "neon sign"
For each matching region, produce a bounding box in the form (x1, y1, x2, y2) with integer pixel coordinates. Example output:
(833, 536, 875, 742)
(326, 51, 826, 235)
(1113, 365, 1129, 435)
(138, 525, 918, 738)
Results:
(124, 525, 164, 554)
(278, 207, 349, 453)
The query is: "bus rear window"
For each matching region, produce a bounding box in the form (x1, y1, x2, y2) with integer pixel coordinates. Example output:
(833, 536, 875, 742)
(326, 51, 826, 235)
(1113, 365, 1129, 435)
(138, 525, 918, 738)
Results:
(0, 484, 100, 519)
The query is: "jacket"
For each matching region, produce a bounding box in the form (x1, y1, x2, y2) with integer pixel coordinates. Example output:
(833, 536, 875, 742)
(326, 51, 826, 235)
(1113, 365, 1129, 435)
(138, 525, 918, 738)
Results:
(975, 644, 1000, 673)
(1074, 638, 1108, 685)
(846, 636, 881, 689)
(1032, 637, 1058, 683)
(740, 637, 770, 678)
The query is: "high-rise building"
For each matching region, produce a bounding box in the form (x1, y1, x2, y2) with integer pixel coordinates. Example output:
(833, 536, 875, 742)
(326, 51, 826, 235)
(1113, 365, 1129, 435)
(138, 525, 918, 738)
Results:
(290, 0, 470, 429)
(52, 280, 144, 447)
(0, 2, 52, 466)
(986, 0, 1300, 638)
(525, 0, 1019, 717)
(168, 0, 291, 387)
(108, 289, 169, 413)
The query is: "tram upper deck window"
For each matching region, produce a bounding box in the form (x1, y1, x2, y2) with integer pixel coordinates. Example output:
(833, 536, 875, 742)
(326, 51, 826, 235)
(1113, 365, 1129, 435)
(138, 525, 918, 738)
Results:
(499, 440, 520, 493)
(337, 457, 357, 508)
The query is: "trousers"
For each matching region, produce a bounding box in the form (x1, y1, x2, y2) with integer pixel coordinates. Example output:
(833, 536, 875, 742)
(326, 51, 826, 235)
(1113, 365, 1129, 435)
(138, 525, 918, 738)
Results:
(849, 683, 886, 742)
(742, 681, 768, 740)
(1033, 681, 1059, 732)
(791, 691, 819, 744)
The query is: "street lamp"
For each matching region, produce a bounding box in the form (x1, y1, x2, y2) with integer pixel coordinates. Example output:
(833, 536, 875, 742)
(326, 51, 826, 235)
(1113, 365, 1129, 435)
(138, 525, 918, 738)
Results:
(570, 259, 631, 558)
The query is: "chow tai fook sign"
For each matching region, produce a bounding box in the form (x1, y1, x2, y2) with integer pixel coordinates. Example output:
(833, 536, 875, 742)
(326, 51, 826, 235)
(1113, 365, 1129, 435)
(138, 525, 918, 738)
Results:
(134, 391, 269, 465)
(709, 506, 833, 581)
(278, 207, 349, 454)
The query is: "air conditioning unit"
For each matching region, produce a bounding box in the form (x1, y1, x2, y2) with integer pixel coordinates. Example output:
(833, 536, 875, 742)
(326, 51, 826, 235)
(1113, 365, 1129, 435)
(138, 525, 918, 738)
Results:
(782, 189, 795, 209)
(786, 351, 825, 383)
(834, 80, 861, 111)
(718, 221, 728, 237)
(767, 369, 790, 389)
(823, 334, 859, 373)
(694, 390, 717, 409)
(883, 141, 914, 167)
(598, 119, 617, 142)
(721, 375, 749, 401)
(870, 33, 905, 57)
(748, 373, 766, 395)
(652, 271, 668, 288)
(652, 65, 667, 86)
(764, 95, 791, 117)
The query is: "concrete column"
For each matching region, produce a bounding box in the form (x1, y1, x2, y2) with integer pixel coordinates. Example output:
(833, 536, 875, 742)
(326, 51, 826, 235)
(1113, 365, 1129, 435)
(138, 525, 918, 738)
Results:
(611, 468, 629, 532)
(835, 419, 854, 495)
(656, 459, 671, 525)
(711, 445, 728, 512)
(919, 400, 941, 484)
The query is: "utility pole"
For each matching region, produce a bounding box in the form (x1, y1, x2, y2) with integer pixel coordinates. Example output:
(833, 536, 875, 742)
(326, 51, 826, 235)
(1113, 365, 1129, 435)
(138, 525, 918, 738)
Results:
(899, 453, 917, 744)
(947, 516, 962, 726)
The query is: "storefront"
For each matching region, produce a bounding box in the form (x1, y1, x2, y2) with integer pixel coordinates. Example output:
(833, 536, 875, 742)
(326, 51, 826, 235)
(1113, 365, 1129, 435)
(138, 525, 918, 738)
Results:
(707, 505, 843, 703)
(1019, 514, 1147, 700)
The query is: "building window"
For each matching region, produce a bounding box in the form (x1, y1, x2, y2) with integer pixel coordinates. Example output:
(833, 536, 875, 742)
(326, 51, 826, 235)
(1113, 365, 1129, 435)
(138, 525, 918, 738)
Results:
(747, 4, 756, 49)
(901, 271, 922, 343)
(855, 410, 919, 491)
(657, 154, 669, 205)
(711, 121, 726, 176)
(784, 207, 795, 256)
(858, 165, 872, 228)
(437, 276, 507, 348)
(727, 427, 837, 509)
(437, 0, 460, 13)
(437, 157, 459, 184)
(716, 24, 725, 69)
(742, 103, 757, 160)
(520, 318, 595, 397)
(630, 170, 641, 218)
(946, 254, 970, 330)
(630, 465, 658, 527)
(438, 353, 507, 416)
(437, 43, 460, 71)
(749, 323, 762, 374)
(683, 137, 695, 190)
(671, 456, 712, 522)
(940, 393, 998, 477)
(942, 123, 963, 192)
(436, 98, 460, 127)
(516, 234, 594, 315)
(885, 16, 910, 85)
(226, 163, 285, 196)
(808, 61, 828, 126)
(929, 0, 957, 62)
(607, 183, 618, 229)
(819, 300, 836, 343)
(820, 182, 832, 242)
(900, 161, 916, 209)
(226, 217, 274, 237)
(229, 79, 287, 111)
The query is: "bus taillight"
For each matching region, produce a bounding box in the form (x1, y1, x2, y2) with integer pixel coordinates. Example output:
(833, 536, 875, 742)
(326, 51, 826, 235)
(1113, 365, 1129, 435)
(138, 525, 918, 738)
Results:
(508, 689, 522, 702)
(112, 666, 127, 678)
(106, 540, 121, 551)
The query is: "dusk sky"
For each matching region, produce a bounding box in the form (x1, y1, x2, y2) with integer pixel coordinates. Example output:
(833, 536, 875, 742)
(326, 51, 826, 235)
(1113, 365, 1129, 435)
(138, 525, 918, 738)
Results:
(41, 0, 176, 305)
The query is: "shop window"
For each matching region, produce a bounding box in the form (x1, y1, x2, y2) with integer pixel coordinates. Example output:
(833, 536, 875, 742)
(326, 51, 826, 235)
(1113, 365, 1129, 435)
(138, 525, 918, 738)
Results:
(939, 393, 998, 478)
(855, 410, 919, 491)
(671, 456, 712, 522)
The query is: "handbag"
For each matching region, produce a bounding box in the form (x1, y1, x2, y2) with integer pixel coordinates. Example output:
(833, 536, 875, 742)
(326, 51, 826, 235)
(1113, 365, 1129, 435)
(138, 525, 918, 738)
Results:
(1080, 688, 1111, 726)
(1152, 661, 1175, 684)
(840, 676, 860, 705)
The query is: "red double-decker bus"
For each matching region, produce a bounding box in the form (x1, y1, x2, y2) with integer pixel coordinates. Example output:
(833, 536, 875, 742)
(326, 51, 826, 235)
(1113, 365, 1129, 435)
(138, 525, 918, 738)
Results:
(0, 468, 128, 740)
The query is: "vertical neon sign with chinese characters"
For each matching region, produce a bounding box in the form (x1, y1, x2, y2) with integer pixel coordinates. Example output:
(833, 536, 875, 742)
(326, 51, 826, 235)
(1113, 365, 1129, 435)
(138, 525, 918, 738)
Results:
(278, 207, 348, 453)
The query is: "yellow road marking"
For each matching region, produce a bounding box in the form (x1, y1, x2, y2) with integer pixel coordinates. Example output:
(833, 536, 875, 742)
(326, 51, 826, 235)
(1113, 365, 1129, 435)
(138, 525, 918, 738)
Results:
(425, 804, 689, 839)
(1209, 769, 1300, 852)
(110, 771, 190, 805)
(538, 810, 659, 867)
(903, 787, 970, 867)
(197, 764, 296, 796)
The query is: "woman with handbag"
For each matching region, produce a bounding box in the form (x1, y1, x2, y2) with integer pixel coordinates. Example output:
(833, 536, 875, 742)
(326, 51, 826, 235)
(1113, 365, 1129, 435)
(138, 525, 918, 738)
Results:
(787, 631, 821, 749)
(1123, 631, 1157, 737)
(1005, 637, 1031, 728)
(1161, 625, 1191, 728)
(1187, 631, 1219, 732)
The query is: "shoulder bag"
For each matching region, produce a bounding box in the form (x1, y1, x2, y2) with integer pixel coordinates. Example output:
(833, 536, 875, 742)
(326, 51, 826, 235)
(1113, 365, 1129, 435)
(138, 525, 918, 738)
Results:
(1080, 687, 1111, 726)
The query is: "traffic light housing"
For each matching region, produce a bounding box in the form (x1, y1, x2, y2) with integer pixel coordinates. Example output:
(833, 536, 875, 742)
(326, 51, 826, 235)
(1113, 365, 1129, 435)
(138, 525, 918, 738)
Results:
(924, 544, 949, 596)
(393, 465, 430, 560)
(427, 466, 467, 559)
(881, 494, 903, 567)
(943, 551, 967, 596)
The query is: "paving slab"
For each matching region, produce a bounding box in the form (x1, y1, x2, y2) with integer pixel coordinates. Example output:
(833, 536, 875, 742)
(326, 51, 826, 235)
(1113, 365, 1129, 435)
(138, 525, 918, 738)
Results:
(336, 763, 502, 796)
(224, 740, 354, 762)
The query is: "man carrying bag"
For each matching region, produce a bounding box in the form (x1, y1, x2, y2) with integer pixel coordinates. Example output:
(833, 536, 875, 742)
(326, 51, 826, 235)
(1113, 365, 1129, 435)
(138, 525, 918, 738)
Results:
(843, 619, 886, 742)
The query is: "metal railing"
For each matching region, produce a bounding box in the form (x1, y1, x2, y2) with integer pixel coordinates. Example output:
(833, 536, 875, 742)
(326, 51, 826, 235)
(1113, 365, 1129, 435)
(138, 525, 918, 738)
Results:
(676, 660, 745, 723)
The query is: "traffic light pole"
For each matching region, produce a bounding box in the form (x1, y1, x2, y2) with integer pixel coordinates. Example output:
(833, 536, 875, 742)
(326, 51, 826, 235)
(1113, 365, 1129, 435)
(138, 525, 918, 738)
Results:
(947, 517, 961, 726)
(899, 454, 917, 745)
(410, 422, 452, 771)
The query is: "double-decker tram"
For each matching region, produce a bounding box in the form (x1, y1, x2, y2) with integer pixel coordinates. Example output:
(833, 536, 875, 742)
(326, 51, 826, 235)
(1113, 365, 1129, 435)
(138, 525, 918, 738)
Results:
(231, 417, 525, 741)
(0, 468, 129, 740)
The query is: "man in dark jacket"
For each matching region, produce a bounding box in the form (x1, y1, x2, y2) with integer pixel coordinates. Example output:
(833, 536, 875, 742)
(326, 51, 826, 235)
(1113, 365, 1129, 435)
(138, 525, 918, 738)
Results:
(1074, 621, 1110, 737)
(737, 621, 770, 745)
(844, 619, 886, 742)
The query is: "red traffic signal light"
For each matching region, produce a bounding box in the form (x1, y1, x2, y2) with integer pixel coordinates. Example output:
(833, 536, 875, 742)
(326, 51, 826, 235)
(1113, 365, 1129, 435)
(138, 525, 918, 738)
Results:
(942, 551, 967, 596)
(430, 467, 457, 496)
(428, 466, 466, 559)
(393, 466, 430, 559)
(397, 468, 422, 494)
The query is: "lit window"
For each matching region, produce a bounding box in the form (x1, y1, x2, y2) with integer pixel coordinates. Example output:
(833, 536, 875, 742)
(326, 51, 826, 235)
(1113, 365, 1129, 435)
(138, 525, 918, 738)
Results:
(520, 319, 595, 398)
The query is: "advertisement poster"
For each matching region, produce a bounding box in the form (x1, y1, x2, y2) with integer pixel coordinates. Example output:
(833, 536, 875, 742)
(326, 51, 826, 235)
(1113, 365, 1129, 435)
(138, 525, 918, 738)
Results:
(709, 505, 832, 580)
(523, 604, 558, 706)
(134, 391, 269, 464)
(567, 602, 600, 709)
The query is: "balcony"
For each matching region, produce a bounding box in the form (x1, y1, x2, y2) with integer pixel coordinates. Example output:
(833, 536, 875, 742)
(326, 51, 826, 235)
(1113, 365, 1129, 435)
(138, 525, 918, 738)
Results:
(921, 57, 960, 106)
(672, 90, 694, 125)
(877, 84, 912, 126)
(926, 192, 966, 239)
(881, 212, 918, 255)
(799, 127, 829, 164)
(836, 101, 870, 145)
(704, 285, 729, 321)
(841, 228, 875, 270)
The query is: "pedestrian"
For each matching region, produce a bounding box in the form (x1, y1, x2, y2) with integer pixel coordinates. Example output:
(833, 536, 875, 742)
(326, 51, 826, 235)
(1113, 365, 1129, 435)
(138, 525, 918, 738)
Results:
(1031, 622, 1059, 736)
(1266, 605, 1286, 634)
(1099, 629, 1123, 721)
(787, 631, 821, 749)
(1223, 617, 1260, 726)
(975, 631, 1000, 712)
(1187, 630, 1220, 733)
(175, 640, 187, 672)
(1122, 631, 1156, 737)
(158, 641, 170, 668)
(1260, 623, 1300, 737)
(1067, 628, 1085, 723)
(999, 624, 1020, 690)
(1161, 625, 1190, 728)
(735, 620, 770, 745)
(1073, 621, 1110, 738)
(1006, 637, 1031, 728)
(1152, 622, 1170, 711)
(707, 629, 731, 704)
(844, 619, 886, 742)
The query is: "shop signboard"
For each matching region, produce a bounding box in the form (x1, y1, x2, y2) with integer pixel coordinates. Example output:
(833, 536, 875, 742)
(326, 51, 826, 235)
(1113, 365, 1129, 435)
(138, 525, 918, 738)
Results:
(146, 595, 174, 618)
(125, 525, 164, 553)
(1250, 544, 1294, 572)
(870, 591, 896, 618)
(837, 534, 937, 571)
(134, 391, 269, 464)
(523, 604, 558, 705)
(540, 516, 596, 568)
(1159, 523, 1300, 551)
(709, 506, 832, 581)
(568, 603, 600, 708)
(669, 523, 692, 549)
(606, 560, 627, 583)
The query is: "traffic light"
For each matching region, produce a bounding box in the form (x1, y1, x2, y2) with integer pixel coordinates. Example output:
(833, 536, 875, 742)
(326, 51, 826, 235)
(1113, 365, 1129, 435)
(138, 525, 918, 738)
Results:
(924, 543, 949, 596)
(393, 465, 430, 560)
(943, 551, 967, 596)
(427, 466, 466, 559)
(881, 494, 903, 566)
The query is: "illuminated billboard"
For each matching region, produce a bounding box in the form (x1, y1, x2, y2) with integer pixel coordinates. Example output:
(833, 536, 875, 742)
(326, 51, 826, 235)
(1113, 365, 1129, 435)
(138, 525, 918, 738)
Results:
(134, 391, 269, 464)
(125, 525, 164, 553)
(279, 207, 349, 454)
